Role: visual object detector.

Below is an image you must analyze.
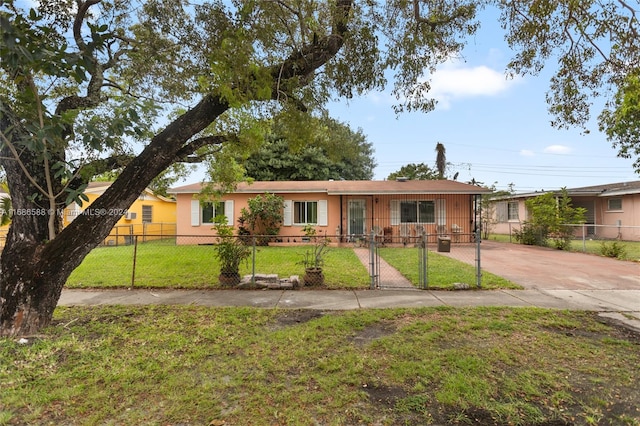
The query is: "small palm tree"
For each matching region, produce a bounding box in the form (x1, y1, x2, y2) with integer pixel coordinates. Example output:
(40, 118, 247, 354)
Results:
(435, 142, 446, 179)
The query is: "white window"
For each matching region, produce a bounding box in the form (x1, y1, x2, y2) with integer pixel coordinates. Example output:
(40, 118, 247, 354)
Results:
(607, 198, 622, 211)
(190, 200, 234, 226)
(399, 201, 435, 223)
(294, 201, 317, 224)
(507, 202, 519, 221)
(142, 205, 153, 223)
(496, 201, 519, 222)
(202, 201, 225, 224)
(283, 200, 327, 226)
(391, 200, 439, 225)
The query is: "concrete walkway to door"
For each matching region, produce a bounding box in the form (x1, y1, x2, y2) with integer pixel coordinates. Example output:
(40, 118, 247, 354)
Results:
(352, 248, 416, 289)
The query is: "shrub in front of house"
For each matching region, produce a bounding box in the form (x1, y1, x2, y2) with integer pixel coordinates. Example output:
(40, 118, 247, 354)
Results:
(599, 241, 627, 259)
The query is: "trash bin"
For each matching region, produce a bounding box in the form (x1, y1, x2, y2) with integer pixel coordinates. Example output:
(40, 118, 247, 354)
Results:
(437, 237, 451, 252)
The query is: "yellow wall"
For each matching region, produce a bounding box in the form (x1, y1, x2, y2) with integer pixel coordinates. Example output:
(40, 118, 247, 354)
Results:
(64, 183, 176, 245)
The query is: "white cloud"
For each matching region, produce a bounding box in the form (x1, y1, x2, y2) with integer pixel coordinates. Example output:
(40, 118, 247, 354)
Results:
(520, 149, 535, 157)
(364, 60, 521, 109)
(427, 64, 520, 109)
(543, 145, 572, 155)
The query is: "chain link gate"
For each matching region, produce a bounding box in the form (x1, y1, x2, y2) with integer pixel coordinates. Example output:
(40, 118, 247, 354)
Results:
(367, 229, 429, 290)
(365, 228, 482, 290)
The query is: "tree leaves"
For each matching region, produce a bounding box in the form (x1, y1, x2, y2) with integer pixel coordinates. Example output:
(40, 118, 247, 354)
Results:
(242, 115, 376, 181)
(599, 72, 640, 170)
(500, 0, 639, 131)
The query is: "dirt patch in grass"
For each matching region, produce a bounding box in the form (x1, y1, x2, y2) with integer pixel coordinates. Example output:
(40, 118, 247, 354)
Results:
(363, 383, 408, 405)
(543, 316, 640, 344)
(348, 320, 397, 347)
(269, 309, 325, 330)
(596, 316, 640, 342)
(452, 408, 574, 425)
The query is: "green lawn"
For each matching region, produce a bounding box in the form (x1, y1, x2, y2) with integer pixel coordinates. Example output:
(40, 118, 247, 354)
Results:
(2, 305, 638, 425)
(67, 242, 371, 289)
(379, 247, 521, 290)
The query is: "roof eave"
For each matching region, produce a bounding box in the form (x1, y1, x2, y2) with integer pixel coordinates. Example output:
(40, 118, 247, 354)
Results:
(599, 189, 640, 197)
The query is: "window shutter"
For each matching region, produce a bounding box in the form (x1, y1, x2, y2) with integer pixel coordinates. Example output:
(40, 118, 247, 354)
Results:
(436, 199, 446, 226)
(283, 200, 292, 226)
(190, 200, 200, 226)
(318, 200, 328, 226)
(390, 200, 400, 225)
(224, 200, 234, 225)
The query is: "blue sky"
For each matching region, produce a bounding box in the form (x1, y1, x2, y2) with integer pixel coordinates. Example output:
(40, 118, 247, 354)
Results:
(326, 10, 639, 193)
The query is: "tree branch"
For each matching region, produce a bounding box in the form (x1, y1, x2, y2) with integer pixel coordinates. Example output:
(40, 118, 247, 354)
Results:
(174, 135, 231, 162)
(57, 0, 133, 115)
(268, 0, 352, 83)
(413, 0, 474, 31)
(73, 0, 101, 53)
(65, 154, 134, 192)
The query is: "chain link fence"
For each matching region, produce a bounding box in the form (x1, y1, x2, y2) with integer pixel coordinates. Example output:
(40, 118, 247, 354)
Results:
(65, 231, 486, 290)
(100, 222, 176, 246)
(495, 223, 640, 246)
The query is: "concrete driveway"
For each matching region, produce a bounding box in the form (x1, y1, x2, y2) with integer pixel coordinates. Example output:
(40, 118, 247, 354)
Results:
(445, 240, 640, 290)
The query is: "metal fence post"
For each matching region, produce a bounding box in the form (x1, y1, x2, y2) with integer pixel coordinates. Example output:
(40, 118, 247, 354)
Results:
(369, 230, 377, 289)
(475, 228, 482, 288)
(419, 231, 428, 289)
(252, 235, 257, 285)
(130, 235, 138, 289)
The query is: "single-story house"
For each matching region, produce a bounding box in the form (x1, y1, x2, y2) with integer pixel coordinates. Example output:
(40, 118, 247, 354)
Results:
(65, 182, 177, 245)
(491, 180, 640, 241)
(168, 180, 491, 244)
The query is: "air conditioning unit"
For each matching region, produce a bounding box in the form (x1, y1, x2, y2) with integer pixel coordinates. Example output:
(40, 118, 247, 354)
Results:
(125, 211, 137, 220)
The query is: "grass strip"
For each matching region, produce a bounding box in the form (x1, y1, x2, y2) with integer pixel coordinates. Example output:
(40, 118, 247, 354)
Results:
(1, 306, 638, 425)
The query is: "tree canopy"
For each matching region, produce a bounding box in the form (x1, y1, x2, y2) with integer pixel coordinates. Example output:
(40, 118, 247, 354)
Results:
(387, 163, 439, 181)
(243, 117, 375, 181)
(387, 142, 447, 180)
(1, 0, 639, 336)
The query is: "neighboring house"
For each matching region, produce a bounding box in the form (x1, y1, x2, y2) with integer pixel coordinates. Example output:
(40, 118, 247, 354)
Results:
(0, 188, 9, 249)
(491, 180, 640, 241)
(65, 182, 177, 245)
(168, 180, 491, 244)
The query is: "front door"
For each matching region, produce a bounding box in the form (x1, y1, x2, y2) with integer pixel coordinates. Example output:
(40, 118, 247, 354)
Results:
(348, 199, 366, 236)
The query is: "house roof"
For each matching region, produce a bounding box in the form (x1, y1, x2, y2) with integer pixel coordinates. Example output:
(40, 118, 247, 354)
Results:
(169, 180, 492, 196)
(504, 180, 640, 199)
(563, 180, 640, 197)
(85, 181, 175, 202)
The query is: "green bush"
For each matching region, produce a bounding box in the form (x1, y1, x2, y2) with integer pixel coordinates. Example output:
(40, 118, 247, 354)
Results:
(599, 241, 627, 259)
(551, 230, 573, 251)
(515, 189, 586, 251)
(513, 223, 548, 246)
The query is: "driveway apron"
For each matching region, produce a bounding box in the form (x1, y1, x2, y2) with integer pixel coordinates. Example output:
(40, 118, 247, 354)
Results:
(442, 240, 640, 290)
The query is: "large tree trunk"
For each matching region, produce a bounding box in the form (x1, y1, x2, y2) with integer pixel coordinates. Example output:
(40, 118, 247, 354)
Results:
(0, 236, 70, 336)
(0, 95, 227, 337)
(0, 0, 351, 337)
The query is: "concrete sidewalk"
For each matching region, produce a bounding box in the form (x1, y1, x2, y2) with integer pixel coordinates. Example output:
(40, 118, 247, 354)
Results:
(59, 288, 640, 332)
